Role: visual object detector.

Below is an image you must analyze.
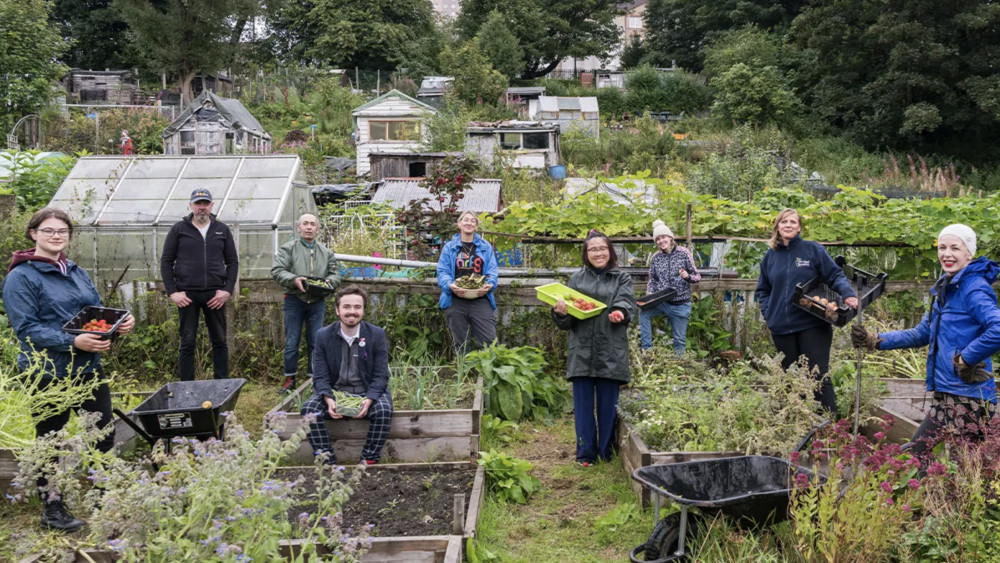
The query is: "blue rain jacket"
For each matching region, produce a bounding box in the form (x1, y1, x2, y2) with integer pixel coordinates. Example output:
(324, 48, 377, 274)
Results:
(436, 233, 499, 310)
(878, 257, 1000, 403)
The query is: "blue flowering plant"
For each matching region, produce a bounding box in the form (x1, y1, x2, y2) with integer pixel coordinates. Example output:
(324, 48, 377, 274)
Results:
(9, 410, 371, 562)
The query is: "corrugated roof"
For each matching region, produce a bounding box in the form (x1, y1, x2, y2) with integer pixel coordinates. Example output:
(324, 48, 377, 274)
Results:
(371, 179, 502, 213)
(352, 89, 436, 115)
(538, 96, 599, 113)
(507, 87, 547, 96)
(163, 91, 268, 137)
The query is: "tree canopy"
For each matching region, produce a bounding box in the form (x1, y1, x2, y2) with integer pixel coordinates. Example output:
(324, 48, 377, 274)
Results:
(51, 0, 133, 71)
(115, 0, 259, 103)
(456, 0, 620, 79)
(0, 0, 66, 132)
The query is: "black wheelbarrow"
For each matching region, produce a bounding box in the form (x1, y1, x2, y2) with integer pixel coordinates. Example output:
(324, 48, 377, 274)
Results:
(629, 455, 827, 562)
(113, 379, 247, 451)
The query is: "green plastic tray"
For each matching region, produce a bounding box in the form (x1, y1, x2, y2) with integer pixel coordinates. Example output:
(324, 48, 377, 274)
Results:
(535, 283, 607, 320)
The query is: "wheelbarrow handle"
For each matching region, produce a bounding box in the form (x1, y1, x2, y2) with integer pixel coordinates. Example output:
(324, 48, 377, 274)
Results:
(112, 408, 156, 448)
(793, 420, 832, 454)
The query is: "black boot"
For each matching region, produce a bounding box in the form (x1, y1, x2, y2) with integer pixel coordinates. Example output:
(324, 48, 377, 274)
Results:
(41, 500, 85, 533)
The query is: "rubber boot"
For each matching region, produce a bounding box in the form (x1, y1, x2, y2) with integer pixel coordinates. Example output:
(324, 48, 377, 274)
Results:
(41, 500, 85, 533)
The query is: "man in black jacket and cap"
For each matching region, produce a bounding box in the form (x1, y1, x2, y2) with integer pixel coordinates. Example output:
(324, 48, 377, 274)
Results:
(160, 189, 239, 381)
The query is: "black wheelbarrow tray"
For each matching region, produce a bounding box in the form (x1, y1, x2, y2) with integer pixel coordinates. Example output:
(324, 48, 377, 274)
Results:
(629, 455, 827, 562)
(113, 379, 247, 450)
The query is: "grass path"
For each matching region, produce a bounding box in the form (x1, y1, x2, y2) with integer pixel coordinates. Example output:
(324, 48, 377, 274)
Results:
(474, 415, 654, 562)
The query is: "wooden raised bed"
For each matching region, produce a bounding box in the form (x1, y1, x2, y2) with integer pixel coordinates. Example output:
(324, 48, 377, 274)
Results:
(17, 461, 483, 563)
(865, 378, 928, 444)
(20, 536, 464, 563)
(615, 410, 740, 509)
(268, 376, 483, 464)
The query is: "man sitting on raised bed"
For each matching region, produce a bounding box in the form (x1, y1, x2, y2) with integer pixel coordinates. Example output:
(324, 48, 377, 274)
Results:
(300, 285, 392, 465)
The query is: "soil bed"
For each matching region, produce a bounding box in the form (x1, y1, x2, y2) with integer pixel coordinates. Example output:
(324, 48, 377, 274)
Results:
(282, 465, 477, 537)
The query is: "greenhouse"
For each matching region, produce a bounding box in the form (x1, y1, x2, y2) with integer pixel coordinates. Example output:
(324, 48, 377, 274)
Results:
(48, 154, 313, 285)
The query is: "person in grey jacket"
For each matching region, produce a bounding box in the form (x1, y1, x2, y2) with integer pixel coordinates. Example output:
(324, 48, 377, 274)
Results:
(271, 213, 341, 393)
(551, 229, 636, 466)
(639, 219, 701, 355)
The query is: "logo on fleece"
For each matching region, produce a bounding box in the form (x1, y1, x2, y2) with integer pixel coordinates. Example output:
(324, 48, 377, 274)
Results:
(795, 257, 811, 268)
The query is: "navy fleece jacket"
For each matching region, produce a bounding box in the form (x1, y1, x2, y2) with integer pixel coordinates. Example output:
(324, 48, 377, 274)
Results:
(755, 235, 856, 335)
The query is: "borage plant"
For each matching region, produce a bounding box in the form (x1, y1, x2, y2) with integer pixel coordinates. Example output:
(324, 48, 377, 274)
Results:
(9, 411, 370, 562)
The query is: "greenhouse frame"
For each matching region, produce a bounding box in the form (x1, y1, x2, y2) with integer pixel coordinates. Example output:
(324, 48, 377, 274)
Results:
(49, 155, 314, 286)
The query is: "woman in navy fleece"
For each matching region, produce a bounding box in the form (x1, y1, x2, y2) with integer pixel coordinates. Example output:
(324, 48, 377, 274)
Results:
(755, 208, 858, 414)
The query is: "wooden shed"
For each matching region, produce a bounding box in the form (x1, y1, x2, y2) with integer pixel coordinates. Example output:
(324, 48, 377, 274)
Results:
(368, 150, 461, 181)
(162, 91, 271, 155)
(538, 96, 600, 138)
(352, 90, 435, 176)
(465, 121, 560, 170)
(64, 69, 139, 104)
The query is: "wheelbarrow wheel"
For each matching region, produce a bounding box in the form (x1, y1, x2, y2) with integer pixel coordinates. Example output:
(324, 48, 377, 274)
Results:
(630, 512, 700, 562)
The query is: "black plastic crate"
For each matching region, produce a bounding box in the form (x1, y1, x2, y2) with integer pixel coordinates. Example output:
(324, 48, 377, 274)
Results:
(131, 379, 247, 439)
(792, 257, 888, 327)
(636, 287, 679, 311)
(303, 277, 338, 300)
(62, 306, 130, 340)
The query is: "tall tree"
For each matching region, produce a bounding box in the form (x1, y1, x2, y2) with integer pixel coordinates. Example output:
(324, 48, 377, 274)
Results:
(441, 39, 507, 106)
(477, 10, 523, 79)
(115, 0, 258, 103)
(643, 0, 804, 71)
(788, 0, 1000, 155)
(0, 0, 67, 132)
(51, 0, 133, 70)
(271, 0, 436, 70)
(456, 0, 620, 79)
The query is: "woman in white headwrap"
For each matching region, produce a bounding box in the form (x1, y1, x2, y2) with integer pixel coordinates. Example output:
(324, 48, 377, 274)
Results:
(852, 224, 999, 460)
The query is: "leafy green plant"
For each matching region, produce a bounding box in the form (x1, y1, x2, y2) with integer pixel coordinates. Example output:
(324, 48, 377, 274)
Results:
(685, 293, 733, 357)
(465, 343, 571, 422)
(9, 412, 369, 562)
(480, 414, 523, 449)
(0, 150, 76, 211)
(477, 449, 540, 504)
(594, 503, 641, 545)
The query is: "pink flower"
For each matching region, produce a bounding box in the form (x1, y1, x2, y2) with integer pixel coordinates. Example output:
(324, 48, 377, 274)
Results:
(927, 462, 948, 476)
(907, 479, 920, 490)
(885, 497, 894, 506)
(789, 451, 801, 464)
(901, 504, 911, 512)
(879, 481, 892, 493)
(874, 431, 885, 440)
(794, 473, 810, 489)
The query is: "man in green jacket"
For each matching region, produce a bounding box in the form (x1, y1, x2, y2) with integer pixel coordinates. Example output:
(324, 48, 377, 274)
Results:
(271, 213, 341, 393)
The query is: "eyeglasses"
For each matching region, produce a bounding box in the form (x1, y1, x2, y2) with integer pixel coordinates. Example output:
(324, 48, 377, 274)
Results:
(587, 246, 610, 254)
(35, 228, 70, 238)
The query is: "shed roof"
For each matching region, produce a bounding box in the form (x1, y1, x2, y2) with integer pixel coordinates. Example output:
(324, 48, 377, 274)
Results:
(49, 155, 306, 226)
(352, 89, 436, 116)
(538, 96, 599, 114)
(163, 91, 268, 137)
(371, 178, 502, 213)
(466, 120, 558, 134)
(418, 76, 454, 97)
(507, 87, 547, 97)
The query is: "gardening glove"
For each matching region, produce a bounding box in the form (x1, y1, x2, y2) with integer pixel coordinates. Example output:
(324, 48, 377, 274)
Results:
(850, 324, 881, 351)
(954, 354, 991, 384)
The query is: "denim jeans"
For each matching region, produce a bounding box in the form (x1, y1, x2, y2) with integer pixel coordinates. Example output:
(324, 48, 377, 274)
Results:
(283, 296, 326, 379)
(638, 301, 692, 355)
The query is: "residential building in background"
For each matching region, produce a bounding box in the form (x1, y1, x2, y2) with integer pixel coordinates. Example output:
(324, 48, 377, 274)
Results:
(550, 0, 647, 77)
(431, 0, 460, 18)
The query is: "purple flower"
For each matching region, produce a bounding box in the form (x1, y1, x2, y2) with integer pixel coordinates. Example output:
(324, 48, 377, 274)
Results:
(789, 451, 801, 464)
(794, 473, 810, 489)
(879, 481, 892, 493)
(907, 479, 920, 490)
(874, 431, 885, 440)
(927, 462, 948, 476)
(884, 497, 894, 506)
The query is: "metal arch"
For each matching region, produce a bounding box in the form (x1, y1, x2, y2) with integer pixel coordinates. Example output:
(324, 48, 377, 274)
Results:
(153, 157, 192, 225)
(92, 157, 137, 225)
(7, 114, 39, 150)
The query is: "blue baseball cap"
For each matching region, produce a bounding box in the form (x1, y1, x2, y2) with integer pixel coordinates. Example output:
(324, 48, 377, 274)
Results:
(190, 189, 213, 203)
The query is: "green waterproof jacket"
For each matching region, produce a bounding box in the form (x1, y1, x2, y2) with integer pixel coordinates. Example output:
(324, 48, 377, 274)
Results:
(271, 238, 342, 304)
(552, 267, 636, 383)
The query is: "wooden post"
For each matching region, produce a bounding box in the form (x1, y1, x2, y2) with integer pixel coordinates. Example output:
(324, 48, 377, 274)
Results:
(452, 494, 465, 535)
(376, 70, 381, 96)
(685, 204, 692, 250)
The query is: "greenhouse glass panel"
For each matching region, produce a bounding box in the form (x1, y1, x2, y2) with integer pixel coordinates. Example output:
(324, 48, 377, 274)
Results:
(224, 178, 289, 200)
(237, 158, 296, 178)
(113, 178, 175, 199)
(184, 157, 242, 178)
(101, 201, 167, 224)
(237, 230, 278, 279)
(127, 158, 185, 179)
(219, 199, 281, 223)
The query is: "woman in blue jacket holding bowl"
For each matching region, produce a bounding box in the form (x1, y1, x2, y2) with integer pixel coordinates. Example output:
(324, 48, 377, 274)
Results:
(436, 211, 499, 354)
(3, 207, 134, 532)
(852, 224, 998, 461)
(756, 208, 858, 415)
